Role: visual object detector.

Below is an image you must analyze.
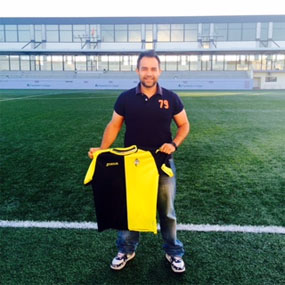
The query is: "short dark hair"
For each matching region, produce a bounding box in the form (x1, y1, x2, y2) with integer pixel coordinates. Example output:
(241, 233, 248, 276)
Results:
(137, 50, 160, 69)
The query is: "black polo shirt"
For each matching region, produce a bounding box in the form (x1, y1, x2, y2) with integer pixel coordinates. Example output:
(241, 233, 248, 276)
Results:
(114, 83, 184, 148)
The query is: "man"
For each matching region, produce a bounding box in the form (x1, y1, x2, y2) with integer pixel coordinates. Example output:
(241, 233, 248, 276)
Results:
(88, 50, 190, 273)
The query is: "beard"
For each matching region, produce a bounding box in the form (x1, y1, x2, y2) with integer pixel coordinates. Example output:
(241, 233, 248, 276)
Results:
(140, 77, 157, 88)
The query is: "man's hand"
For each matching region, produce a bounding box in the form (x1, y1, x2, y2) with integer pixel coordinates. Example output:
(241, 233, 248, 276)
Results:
(88, 147, 101, 159)
(159, 143, 176, 155)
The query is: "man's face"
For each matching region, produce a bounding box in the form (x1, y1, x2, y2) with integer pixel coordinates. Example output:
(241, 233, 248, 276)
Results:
(136, 57, 162, 88)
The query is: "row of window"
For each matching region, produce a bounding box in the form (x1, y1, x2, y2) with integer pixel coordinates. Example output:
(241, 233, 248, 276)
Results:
(1, 54, 284, 71)
(1, 22, 285, 43)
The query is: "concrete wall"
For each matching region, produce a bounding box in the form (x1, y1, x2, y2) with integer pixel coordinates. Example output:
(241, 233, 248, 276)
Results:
(253, 72, 285, 89)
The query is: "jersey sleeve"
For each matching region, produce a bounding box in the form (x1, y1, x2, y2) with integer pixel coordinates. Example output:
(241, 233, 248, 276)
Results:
(172, 92, 184, 115)
(114, 92, 126, 116)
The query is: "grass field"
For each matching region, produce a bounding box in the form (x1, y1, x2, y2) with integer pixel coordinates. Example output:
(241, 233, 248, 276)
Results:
(0, 89, 284, 284)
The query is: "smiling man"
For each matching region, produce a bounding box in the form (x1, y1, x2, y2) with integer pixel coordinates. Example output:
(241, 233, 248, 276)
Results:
(88, 50, 190, 273)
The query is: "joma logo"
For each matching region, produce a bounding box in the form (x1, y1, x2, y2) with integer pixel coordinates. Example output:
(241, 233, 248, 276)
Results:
(106, 162, 119, 167)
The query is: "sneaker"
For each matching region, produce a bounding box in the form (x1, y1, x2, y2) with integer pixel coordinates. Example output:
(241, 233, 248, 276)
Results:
(165, 254, 186, 273)
(110, 252, 136, 270)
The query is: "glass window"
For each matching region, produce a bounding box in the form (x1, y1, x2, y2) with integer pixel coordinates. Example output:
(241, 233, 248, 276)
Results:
(18, 25, 31, 42)
(10, 55, 20, 70)
(75, 56, 87, 71)
(128, 25, 141, 42)
(87, 55, 99, 71)
(73, 25, 87, 42)
(242, 23, 256, 41)
(46, 25, 59, 42)
(41, 56, 52, 71)
(214, 23, 228, 41)
(60, 25, 72, 42)
(228, 23, 242, 41)
(237, 55, 249, 70)
(146, 24, 153, 42)
(108, 55, 120, 71)
(101, 25, 114, 42)
(98, 55, 109, 71)
(115, 25, 127, 42)
(225, 55, 237, 70)
(64, 55, 75, 70)
(273, 22, 285, 41)
(5, 25, 18, 42)
(178, 55, 190, 71)
(184, 24, 198, 41)
(212, 55, 224, 70)
(189, 55, 201, 71)
(201, 23, 210, 39)
(157, 24, 170, 42)
(89, 25, 97, 41)
(120, 56, 132, 71)
(0, 55, 9, 70)
(0, 25, 4, 42)
(260, 22, 268, 40)
(35, 25, 42, 42)
(165, 55, 178, 70)
(171, 24, 183, 42)
(20, 55, 30, 71)
(52, 55, 63, 70)
(273, 54, 285, 70)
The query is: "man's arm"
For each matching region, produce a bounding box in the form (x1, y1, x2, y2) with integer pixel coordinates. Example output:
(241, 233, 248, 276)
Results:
(159, 109, 190, 154)
(88, 111, 124, 159)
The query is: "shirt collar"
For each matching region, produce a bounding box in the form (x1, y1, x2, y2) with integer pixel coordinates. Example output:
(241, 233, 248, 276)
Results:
(135, 82, 163, 97)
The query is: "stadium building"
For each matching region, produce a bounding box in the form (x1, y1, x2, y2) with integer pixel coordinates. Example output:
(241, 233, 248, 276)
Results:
(0, 15, 285, 90)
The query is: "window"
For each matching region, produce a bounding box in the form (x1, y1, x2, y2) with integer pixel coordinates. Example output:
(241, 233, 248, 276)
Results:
(60, 25, 72, 42)
(115, 25, 127, 42)
(145, 24, 153, 41)
(64, 55, 75, 70)
(212, 55, 224, 70)
(178, 55, 190, 71)
(242, 23, 256, 41)
(184, 24, 198, 41)
(0, 55, 9, 70)
(157, 24, 170, 42)
(214, 23, 227, 41)
(75, 56, 87, 71)
(0, 25, 4, 42)
(18, 25, 31, 42)
(20, 55, 30, 71)
(5, 25, 18, 42)
(34, 25, 42, 42)
(225, 55, 237, 70)
(46, 25, 59, 42)
(201, 23, 210, 40)
(273, 22, 285, 41)
(52, 55, 63, 70)
(10, 55, 20, 70)
(128, 25, 141, 42)
(165, 55, 178, 70)
(171, 24, 183, 42)
(228, 23, 242, 41)
(72, 25, 87, 42)
(260, 22, 268, 40)
(101, 25, 114, 42)
(108, 55, 120, 70)
(265, 76, 277, 82)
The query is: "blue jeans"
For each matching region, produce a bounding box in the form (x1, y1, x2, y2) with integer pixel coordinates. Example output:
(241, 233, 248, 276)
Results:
(116, 158, 184, 257)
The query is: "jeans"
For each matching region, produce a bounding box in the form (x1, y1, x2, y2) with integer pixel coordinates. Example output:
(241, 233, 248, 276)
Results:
(116, 158, 184, 257)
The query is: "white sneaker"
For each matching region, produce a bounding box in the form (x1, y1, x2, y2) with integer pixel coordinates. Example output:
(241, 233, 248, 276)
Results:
(165, 254, 186, 273)
(110, 252, 136, 270)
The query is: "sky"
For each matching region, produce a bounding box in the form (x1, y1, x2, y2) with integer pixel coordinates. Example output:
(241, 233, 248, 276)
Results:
(1, 0, 285, 17)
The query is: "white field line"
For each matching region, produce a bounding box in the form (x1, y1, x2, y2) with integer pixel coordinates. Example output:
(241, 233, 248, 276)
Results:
(0, 91, 116, 102)
(0, 220, 284, 234)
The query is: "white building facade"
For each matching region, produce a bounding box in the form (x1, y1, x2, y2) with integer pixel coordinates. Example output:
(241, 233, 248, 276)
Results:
(0, 15, 285, 89)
